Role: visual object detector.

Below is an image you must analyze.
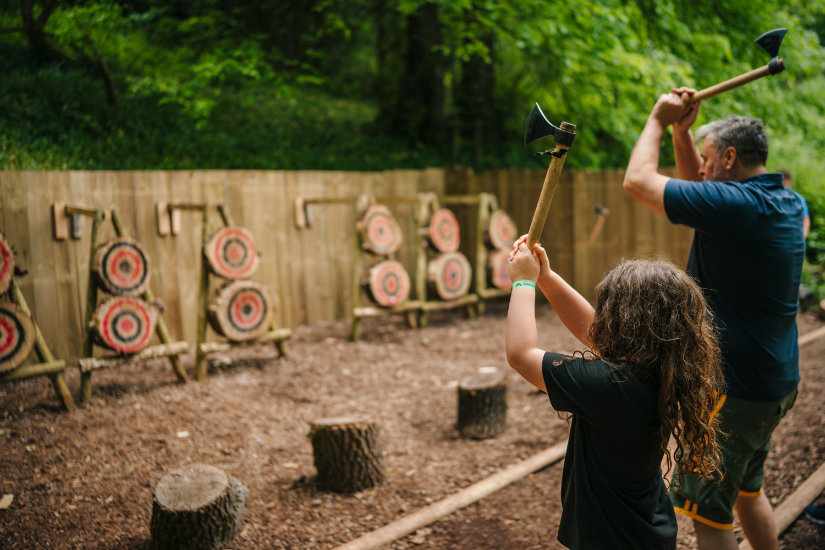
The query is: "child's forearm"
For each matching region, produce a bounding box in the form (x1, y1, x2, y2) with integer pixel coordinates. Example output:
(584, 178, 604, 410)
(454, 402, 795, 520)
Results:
(538, 270, 595, 348)
(505, 286, 547, 392)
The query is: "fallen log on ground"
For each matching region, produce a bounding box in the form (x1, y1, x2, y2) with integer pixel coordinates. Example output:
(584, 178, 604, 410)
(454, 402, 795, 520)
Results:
(333, 440, 568, 550)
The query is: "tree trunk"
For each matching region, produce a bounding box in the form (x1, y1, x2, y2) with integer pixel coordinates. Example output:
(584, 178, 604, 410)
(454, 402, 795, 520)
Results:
(309, 415, 385, 493)
(150, 464, 247, 550)
(457, 370, 507, 439)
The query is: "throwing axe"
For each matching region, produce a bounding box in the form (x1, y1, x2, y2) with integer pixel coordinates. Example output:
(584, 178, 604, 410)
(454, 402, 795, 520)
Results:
(523, 103, 576, 248)
(689, 28, 787, 103)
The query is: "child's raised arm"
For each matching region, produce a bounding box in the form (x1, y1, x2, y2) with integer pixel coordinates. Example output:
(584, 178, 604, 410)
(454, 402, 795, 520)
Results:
(505, 241, 547, 391)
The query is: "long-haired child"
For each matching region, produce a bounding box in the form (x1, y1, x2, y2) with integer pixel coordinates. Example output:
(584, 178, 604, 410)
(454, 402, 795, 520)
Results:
(506, 238, 724, 550)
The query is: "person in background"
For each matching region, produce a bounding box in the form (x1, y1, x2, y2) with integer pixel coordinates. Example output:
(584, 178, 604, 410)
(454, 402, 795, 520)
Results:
(779, 169, 810, 239)
(622, 87, 805, 550)
(505, 237, 724, 550)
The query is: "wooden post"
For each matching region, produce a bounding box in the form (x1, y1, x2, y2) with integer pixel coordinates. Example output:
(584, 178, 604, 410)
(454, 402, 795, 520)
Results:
(111, 210, 188, 383)
(457, 369, 507, 439)
(195, 205, 211, 381)
(150, 464, 247, 550)
(309, 415, 385, 493)
(80, 209, 106, 404)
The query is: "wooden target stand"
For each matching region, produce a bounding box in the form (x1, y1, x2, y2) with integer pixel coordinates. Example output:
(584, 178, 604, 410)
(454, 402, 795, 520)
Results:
(414, 193, 479, 328)
(442, 192, 516, 315)
(293, 194, 421, 342)
(53, 205, 189, 404)
(157, 202, 291, 380)
(0, 232, 74, 409)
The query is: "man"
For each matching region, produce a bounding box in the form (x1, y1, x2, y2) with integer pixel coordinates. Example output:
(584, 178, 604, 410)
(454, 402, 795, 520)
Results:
(622, 88, 805, 550)
(779, 169, 810, 239)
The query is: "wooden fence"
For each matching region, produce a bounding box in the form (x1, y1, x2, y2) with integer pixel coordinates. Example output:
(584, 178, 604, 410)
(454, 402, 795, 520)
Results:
(0, 168, 691, 364)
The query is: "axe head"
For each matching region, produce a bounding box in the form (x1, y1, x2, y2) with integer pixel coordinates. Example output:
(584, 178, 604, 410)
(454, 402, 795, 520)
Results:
(524, 103, 576, 148)
(754, 28, 787, 59)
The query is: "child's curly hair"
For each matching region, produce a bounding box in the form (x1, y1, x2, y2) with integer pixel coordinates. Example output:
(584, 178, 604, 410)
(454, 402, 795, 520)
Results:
(587, 258, 724, 484)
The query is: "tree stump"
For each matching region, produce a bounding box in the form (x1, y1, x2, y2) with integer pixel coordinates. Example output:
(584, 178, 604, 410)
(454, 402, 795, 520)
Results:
(457, 370, 507, 439)
(150, 464, 248, 550)
(309, 415, 385, 493)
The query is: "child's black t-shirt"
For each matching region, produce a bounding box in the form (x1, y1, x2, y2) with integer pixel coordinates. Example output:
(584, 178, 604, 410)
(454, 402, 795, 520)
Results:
(542, 352, 677, 550)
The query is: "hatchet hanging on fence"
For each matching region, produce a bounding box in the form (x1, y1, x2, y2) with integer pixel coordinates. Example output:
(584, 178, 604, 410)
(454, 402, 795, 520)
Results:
(689, 28, 787, 104)
(523, 103, 576, 248)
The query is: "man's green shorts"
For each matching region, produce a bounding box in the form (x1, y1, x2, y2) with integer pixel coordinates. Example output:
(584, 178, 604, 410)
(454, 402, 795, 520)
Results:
(669, 388, 798, 529)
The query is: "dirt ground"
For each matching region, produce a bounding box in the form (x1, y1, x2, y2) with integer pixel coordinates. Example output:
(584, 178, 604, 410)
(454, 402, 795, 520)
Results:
(1, 299, 824, 549)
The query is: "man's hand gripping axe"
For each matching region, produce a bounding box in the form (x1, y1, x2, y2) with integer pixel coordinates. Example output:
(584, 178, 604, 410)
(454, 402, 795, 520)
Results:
(689, 28, 787, 104)
(523, 103, 576, 248)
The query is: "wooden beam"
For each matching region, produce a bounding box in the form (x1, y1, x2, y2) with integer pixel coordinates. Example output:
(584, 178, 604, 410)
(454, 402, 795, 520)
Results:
(334, 440, 567, 550)
(798, 325, 825, 348)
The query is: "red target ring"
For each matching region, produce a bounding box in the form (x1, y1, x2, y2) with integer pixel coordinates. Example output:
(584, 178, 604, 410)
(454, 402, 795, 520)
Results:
(486, 210, 518, 250)
(0, 303, 35, 373)
(92, 237, 151, 296)
(0, 233, 14, 294)
(427, 251, 471, 300)
(427, 209, 460, 252)
(94, 296, 158, 354)
(357, 205, 403, 255)
(208, 280, 274, 341)
(204, 227, 259, 280)
(487, 249, 512, 289)
(367, 260, 411, 307)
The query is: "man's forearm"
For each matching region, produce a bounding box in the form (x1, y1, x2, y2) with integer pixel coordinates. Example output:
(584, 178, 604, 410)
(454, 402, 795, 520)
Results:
(622, 116, 669, 216)
(673, 126, 701, 181)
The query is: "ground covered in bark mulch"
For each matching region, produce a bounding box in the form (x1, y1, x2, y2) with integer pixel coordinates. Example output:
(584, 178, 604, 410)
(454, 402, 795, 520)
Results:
(1, 300, 824, 549)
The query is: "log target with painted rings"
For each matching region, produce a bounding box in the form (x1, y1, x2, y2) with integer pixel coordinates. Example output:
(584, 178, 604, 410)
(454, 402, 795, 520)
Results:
(357, 205, 403, 255)
(0, 232, 14, 295)
(427, 251, 472, 300)
(487, 249, 513, 289)
(208, 279, 274, 342)
(203, 226, 260, 280)
(92, 237, 151, 296)
(426, 208, 461, 252)
(92, 296, 159, 354)
(486, 209, 518, 250)
(0, 302, 36, 373)
(367, 260, 411, 307)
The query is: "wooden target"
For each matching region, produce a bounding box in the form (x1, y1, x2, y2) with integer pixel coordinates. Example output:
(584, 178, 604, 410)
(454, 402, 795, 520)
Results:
(366, 260, 411, 307)
(427, 251, 472, 300)
(203, 226, 260, 280)
(208, 280, 274, 342)
(486, 210, 518, 250)
(92, 296, 159, 354)
(426, 208, 461, 252)
(0, 303, 35, 373)
(357, 205, 403, 255)
(487, 249, 513, 289)
(0, 233, 14, 294)
(92, 237, 151, 296)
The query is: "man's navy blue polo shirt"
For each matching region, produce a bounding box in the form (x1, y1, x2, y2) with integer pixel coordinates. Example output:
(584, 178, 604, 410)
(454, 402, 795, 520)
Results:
(663, 173, 804, 401)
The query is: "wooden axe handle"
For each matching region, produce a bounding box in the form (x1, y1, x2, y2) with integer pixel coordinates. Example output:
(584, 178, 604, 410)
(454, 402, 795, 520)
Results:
(526, 145, 570, 248)
(689, 60, 783, 104)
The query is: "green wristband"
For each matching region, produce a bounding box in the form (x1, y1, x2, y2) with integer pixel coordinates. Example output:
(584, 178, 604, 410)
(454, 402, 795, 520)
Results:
(512, 280, 536, 290)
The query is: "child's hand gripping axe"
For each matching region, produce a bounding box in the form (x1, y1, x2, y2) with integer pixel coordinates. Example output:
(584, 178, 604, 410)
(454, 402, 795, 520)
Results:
(523, 103, 576, 248)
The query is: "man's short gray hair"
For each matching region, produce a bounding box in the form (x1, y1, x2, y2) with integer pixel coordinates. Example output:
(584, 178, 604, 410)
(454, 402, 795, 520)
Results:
(694, 115, 769, 168)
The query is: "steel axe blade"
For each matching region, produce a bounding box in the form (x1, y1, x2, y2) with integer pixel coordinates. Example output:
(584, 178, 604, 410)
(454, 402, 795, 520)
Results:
(524, 103, 576, 148)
